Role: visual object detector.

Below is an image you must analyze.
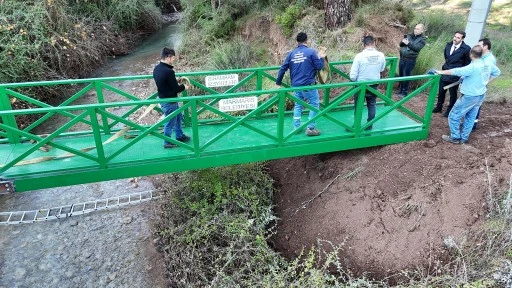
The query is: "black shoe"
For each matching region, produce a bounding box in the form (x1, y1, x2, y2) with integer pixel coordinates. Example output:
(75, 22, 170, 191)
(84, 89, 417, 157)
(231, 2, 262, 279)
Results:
(364, 125, 373, 131)
(163, 143, 178, 149)
(176, 135, 191, 143)
(432, 107, 442, 113)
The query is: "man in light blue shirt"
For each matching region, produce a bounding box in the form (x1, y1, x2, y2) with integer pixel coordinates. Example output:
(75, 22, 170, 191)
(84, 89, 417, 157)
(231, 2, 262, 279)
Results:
(349, 35, 386, 131)
(435, 45, 501, 144)
(473, 38, 497, 130)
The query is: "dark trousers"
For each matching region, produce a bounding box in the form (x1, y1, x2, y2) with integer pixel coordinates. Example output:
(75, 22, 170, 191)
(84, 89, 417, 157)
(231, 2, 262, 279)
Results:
(435, 79, 459, 112)
(354, 84, 378, 122)
(398, 59, 416, 95)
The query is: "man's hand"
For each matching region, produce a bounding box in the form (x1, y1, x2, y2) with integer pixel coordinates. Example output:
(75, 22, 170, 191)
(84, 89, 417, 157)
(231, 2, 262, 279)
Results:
(184, 84, 190, 90)
(402, 38, 409, 45)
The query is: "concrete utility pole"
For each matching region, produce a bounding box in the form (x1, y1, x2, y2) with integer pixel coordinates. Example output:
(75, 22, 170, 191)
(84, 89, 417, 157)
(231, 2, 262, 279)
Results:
(464, 0, 493, 47)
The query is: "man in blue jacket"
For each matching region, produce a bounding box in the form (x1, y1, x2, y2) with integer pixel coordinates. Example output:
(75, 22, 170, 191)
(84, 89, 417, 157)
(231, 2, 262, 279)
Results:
(276, 32, 325, 136)
(435, 45, 501, 144)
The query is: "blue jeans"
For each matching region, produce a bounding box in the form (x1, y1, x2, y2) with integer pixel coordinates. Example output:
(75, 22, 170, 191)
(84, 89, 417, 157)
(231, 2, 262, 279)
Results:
(448, 94, 484, 142)
(398, 59, 416, 95)
(161, 102, 184, 145)
(293, 89, 320, 129)
(354, 84, 378, 122)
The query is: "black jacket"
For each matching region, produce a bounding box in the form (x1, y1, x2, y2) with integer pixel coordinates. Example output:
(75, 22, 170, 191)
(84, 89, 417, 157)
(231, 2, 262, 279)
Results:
(153, 62, 185, 98)
(441, 41, 471, 83)
(399, 33, 426, 60)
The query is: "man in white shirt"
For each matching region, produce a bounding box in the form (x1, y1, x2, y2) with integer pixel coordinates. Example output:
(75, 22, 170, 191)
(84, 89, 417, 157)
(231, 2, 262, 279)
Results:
(349, 35, 386, 131)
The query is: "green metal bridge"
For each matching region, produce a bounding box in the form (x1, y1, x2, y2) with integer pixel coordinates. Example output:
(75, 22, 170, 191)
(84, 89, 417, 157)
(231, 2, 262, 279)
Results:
(0, 57, 439, 192)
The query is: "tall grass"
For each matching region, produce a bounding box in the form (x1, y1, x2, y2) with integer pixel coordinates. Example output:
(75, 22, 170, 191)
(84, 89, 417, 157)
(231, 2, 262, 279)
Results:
(0, 0, 162, 85)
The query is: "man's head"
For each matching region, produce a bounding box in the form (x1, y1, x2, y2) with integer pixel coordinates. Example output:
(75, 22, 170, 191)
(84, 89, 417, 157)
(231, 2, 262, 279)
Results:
(414, 24, 424, 36)
(478, 38, 492, 53)
(161, 47, 176, 64)
(362, 35, 376, 47)
(469, 45, 483, 60)
(452, 31, 466, 46)
(296, 32, 308, 44)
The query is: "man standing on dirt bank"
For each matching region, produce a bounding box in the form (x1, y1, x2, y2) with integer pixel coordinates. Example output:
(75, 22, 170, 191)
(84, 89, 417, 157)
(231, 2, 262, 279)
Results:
(397, 23, 426, 98)
(276, 32, 326, 136)
(432, 31, 471, 117)
(473, 38, 497, 131)
(349, 35, 386, 131)
(153, 47, 191, 148)
(435, 45, 500, 144)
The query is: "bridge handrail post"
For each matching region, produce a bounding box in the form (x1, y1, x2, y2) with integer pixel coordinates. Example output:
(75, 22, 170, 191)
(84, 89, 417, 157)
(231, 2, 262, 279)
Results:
(256, 70, 263, 90)
(190, 98, 200, 156)
(0, 87, 20, 144)
(277, 90, 286, 145)
(94, 80, 111, 135)
(322, 87, 330, 108)
(89, 107, 107, 168)
(385, 57, 398, 106)
(354, 84, 366, 136)
(182, 90, 191, 127)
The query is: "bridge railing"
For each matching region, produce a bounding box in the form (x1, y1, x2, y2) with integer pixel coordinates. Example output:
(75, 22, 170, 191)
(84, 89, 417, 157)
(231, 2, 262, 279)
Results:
(0, 57, 398, 145)
(0, 70, 438, 174)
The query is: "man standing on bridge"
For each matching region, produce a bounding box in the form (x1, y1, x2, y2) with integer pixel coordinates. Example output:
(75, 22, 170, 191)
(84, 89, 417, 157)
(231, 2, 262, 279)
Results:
(349, 35, 386, 131)
(153, 48, 191, 149)
(276, 32, 326, 136)
(435, 45, 500, 144)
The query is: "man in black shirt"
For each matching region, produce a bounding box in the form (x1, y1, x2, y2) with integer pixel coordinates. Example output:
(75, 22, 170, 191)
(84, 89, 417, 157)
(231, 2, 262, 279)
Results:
(153, 48, 190, 148)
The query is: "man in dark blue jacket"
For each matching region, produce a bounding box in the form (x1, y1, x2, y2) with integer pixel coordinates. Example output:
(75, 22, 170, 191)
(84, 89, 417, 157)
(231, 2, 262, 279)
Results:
(433, 31, 471, 117)
(276, 32, 325, 136)
(153, 48, 190, 148)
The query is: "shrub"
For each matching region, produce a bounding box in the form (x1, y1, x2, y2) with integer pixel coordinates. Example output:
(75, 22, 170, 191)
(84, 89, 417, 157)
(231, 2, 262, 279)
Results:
(413, 10, 465, 40)
(209, 39, 256, 70)
(276, 4, 303, 37)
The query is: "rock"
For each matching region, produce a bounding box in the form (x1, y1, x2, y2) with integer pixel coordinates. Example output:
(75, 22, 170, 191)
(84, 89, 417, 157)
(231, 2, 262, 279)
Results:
(122, 216, 133, 225)
(424, 140, 436, 148)
(70, 221, 79, 227)
(108, 272, 117, 281)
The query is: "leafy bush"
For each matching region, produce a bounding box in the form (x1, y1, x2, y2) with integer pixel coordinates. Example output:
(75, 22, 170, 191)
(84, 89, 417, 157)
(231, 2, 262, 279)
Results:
(276, 4, 303, 37)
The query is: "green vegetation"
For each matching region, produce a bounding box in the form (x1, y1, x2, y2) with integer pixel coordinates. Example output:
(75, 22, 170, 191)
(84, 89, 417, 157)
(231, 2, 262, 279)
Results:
(276, 4, 303, 37)
(155, 164, 377, 287)
(0, 0, 166, 84)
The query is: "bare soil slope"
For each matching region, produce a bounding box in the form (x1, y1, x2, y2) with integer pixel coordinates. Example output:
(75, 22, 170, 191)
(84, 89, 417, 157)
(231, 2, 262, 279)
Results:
(269, 98, 512, 278)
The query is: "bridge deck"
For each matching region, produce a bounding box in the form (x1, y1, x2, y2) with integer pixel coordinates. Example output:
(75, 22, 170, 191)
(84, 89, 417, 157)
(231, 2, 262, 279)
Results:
(1, 105, 423, 191)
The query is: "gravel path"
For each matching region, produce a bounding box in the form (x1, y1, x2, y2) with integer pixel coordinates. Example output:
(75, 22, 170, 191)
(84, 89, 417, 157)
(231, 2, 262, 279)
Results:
(0, 178, 167, 288)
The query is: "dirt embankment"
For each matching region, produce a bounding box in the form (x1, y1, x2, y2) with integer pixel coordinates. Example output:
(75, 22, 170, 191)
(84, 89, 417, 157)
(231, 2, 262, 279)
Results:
(269, 98, 512, 278)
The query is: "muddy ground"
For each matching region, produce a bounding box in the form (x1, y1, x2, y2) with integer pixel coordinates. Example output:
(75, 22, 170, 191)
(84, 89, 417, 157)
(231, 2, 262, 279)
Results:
(269, 97, 512, 279)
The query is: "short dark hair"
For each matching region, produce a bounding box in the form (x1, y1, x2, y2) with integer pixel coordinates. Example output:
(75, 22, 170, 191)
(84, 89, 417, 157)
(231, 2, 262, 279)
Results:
(296, 32, 307, 43)
(363, 35, 375, 46)
(455, 30, 466, 39)
(470, 45, 483, 58)
(161, 47, 175, 59)
(479, 38, 492, 50)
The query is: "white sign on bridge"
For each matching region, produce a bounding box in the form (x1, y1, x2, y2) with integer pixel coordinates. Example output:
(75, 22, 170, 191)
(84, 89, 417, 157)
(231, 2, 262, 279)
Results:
(219, 96, 258, 112)
(205, 74, 239, 87)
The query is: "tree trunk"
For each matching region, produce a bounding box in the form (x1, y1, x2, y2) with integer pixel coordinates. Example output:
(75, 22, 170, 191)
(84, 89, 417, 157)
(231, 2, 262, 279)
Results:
(324, 0, 352, 29)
